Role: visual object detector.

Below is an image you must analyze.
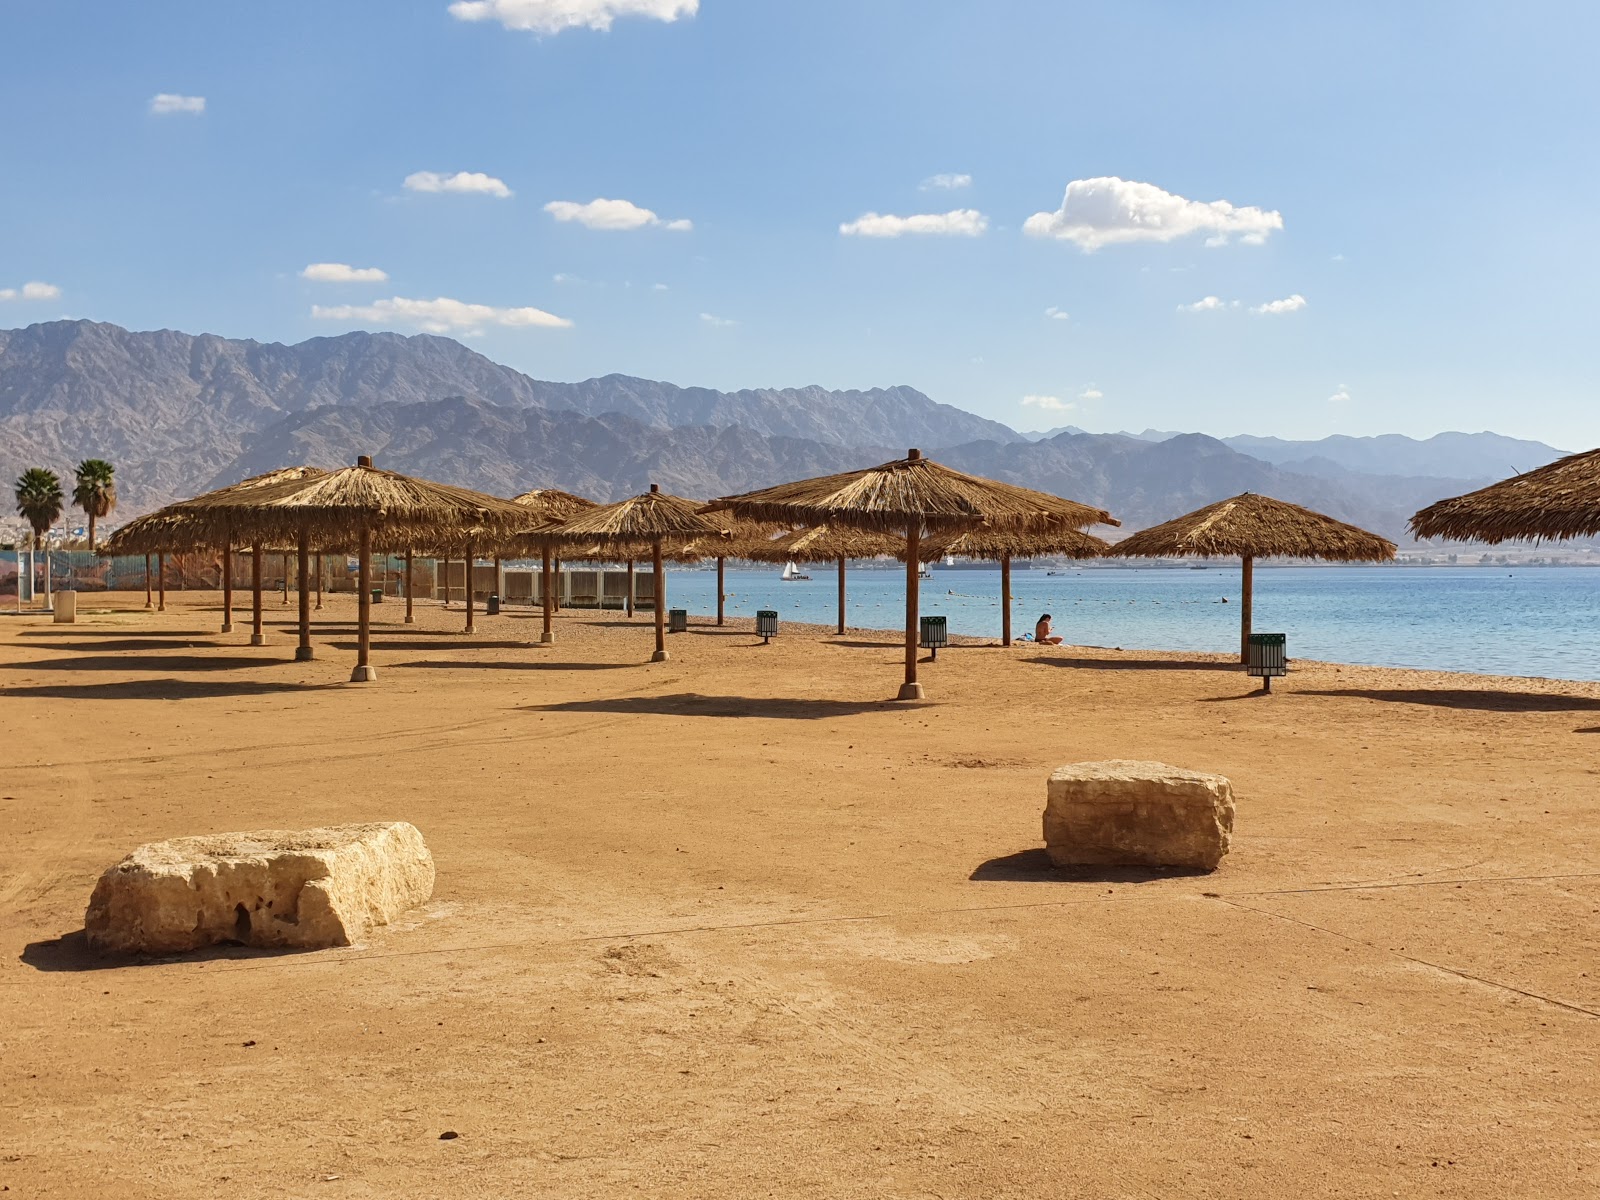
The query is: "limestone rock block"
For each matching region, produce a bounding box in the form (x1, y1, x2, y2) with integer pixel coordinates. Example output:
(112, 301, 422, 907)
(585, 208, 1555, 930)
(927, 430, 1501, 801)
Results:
(85, 822, 434, 955)
(1044, 760, 1234, 871)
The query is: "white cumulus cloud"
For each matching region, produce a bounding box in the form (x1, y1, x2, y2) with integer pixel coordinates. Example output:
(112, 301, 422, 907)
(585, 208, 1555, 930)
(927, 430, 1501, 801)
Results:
(0, 281, 62, 301)
(448, 0, 697, 33)
(150, 93, 205, 116)
(920, 173, 972, 191)
(1178, 296, 1236, 312)
(301, 263, 388, 283)
(1044, 305, 1070, 321)
(404, 171, 513, 199)
(1024, 177, 1283, 251)
(544, 198, 691, 231)
(1078, 387, 1103, 402)
(1251, 294, 1307, 315)
(838, 209, 988, 238)
(1329, 384, 1351, 404)
(699, 312, 736, 328)
(1021, 394, 1072, 412)
(311, 296, 571, 335)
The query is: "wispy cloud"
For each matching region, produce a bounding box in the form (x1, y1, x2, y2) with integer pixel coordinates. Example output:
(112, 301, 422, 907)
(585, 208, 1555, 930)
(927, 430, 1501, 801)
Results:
(839, 209, 988, 238)
(1024, 177, 1282, 250)
(920, 173, 972, 191)
(545, 198, 691, 231)
(0, 281, 62, 301)
(150, 93, 205, 116)
(551, 272, 586, 285)
(448, 0, 697, 34)
(311, 296, 571, 335)
(404, 171, 513, 199)
(1178, 296, 1236, 313)
(1251, 294, 1307, 315)
(1078, 387, 1103, 402)
(699, 312, 736, 328)
(301, 263, 388, 283)
(1044, 305, 1070, 321)
(1021, 394, 1072, 412)
(652, 282, 669, 291)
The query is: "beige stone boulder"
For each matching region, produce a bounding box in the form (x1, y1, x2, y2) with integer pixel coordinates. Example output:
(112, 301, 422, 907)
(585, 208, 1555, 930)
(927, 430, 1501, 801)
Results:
(85, 822, 434, 955)
(1044, 761, 1234, 871)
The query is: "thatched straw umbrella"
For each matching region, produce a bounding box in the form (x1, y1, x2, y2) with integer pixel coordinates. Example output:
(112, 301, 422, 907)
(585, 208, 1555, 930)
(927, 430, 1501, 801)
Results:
(511, 488, 598, 644)
(742, 525, 903, 635)
(544, 485, 719, 662)
(921, 527, 1111, 646)
(705, 449, 1117, 699)
(167, 456, 529, 681)
(1110, 493, 1396, 662)
(1410, 448, 1600, 545)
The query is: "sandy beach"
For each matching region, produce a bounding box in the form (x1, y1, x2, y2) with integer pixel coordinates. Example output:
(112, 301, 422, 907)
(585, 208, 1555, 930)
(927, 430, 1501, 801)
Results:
(2, 591, 1598, 1199)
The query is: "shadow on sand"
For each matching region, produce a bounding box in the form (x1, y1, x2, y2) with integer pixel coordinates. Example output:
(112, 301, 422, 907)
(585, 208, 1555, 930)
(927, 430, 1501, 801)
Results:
(4, 638, 232, 654)
(1026, 655, 1241, 673)
(0, 654, 281, 674)
(325, 639, 534, 652)
(524, 692, 902, 719)
(969, 847, 1214, 884)
(19, 627, 218, 639)
(398, 659, 635, 672)
(0, 678, 344, 701)
(1292, 687, 1600, 713)
(20, 930, 316, 973)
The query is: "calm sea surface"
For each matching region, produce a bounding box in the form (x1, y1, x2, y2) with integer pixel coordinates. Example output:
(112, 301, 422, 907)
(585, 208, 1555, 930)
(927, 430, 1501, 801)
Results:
(652, 564, 1600, 682)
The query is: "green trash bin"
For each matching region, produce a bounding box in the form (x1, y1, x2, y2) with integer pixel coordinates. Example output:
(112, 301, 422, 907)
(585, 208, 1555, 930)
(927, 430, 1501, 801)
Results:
(371, 587, 384, 605)
(756, 609, 778, 644)
(919, 614, 949, 659)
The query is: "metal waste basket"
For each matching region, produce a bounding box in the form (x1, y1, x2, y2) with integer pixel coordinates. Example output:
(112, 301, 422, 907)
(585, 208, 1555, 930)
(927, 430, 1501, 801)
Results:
(919, 614, 949, 660)
(668, 607, 687, 633)
(486, 593, 501, 616)
(756, 609, 778, 644)
(1246, 633, 1287, 692)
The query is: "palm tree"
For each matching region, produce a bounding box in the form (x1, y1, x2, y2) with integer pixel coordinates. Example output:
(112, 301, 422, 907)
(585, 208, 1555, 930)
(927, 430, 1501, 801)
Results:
(15, 468, 64, 551)
(72, 459, 117, 550)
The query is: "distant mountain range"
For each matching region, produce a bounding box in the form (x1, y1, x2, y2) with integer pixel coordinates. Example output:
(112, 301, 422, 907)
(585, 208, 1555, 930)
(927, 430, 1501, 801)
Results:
(0, 319, 1577, 544)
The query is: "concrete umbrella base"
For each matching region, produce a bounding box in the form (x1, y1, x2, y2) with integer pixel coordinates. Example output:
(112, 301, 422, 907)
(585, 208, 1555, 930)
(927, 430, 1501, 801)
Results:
(349, 664, 378, 683)
(895, 682, 926, 701)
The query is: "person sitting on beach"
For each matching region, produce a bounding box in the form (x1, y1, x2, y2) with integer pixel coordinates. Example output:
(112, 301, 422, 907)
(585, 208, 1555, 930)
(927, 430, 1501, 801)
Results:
(1035, 614, 1063, 645)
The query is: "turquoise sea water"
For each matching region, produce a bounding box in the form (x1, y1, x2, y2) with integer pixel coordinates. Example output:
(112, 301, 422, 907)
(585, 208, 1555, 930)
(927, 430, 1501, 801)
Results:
(653, 564, 1600, 682)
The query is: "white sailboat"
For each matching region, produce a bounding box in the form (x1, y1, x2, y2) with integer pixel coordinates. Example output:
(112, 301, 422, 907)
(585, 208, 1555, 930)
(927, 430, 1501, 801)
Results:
(780, 560, 811, 581)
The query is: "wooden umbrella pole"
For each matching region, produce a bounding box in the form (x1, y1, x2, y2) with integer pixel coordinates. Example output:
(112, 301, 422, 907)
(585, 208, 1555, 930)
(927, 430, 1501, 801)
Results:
(626, 560, 635, 617)
(1240, 554, 1254, 665)
(143, 554, 152, 608)
(157, 552, 167, 612)
(1000, 553, 1012, 647)
(315, 554, 323, 611)
(404, 549, 415, 624)
(650, 538, 668, 662)
(837, 556, 846, 635)
(541, 545, 554, 644)
(295, 529, 313, 662)
(899, 522, 923, 700)
(716, 556, 726, 626)
(352, 525, 376, 682)
(249, 542, 263, 644)
(464, 544, 476, 634)
(221, 541, 233, 632)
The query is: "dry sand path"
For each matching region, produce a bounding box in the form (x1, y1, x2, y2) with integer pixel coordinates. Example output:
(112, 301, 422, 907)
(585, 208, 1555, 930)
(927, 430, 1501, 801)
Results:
(2, 591, 1598, 1198)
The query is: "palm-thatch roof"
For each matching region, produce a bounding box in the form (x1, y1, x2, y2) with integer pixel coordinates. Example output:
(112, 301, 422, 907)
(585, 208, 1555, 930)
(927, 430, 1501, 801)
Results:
(510, 488, 598, 523)
(920, 526, 1109, 563)
(544, 485, 719, 546)
(741, 524, 904, 564)
(702, 449, 1118, 534)
(1110, 493, 1395, 561)
(1409, 448, 1600, 545)
(164, 458, 530, 547)
(99, 467, 329, 556)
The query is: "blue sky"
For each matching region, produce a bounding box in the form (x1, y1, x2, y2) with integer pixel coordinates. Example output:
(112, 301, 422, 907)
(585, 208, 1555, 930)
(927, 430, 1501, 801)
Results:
(2, 1, 1596, 446)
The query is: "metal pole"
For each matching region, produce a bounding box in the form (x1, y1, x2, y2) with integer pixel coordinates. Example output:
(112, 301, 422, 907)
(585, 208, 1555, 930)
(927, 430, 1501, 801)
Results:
(650, 538, 668, 662)
(315, 553, 323, 611)
(837, 556, 846, 635)
(716, 556, 726, 626)
(464, 544, 476, 634)
(157, 552, 166, 612)
(351, 525, 376, 682)
(553, 556, 562, 611)
(899, 518, 923, 700)
(249, 542, 264, 645)
(626, 560, 635, 617)
(295, 530, 313, 662)
(144, 553, 152, 609)
(221, 540, 233, 632)
(404, 549, 414, 624)
(281, 552, 290, 605)
(541, 545, 554, 644)
(1240, 554, 1253, 665)
(1000, 554, 1012, 647)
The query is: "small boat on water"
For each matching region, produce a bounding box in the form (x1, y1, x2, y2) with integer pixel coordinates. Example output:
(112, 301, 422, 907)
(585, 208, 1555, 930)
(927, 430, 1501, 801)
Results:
(780, 561, 812, 582)
(918, 567, 934, 580)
